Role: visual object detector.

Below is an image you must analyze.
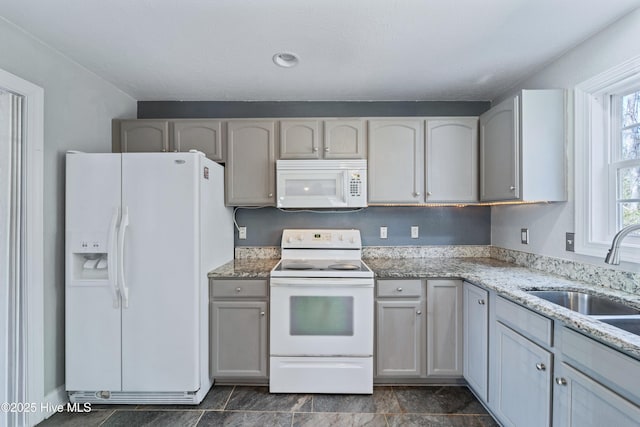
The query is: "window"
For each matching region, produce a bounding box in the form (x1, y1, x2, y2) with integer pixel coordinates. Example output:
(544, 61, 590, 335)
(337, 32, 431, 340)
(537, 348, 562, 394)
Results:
(575, 56, 640, 262)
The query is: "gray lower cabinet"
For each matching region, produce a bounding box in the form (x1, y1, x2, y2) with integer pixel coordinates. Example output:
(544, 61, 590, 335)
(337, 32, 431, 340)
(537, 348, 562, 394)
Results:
(463, 281, 488, 401)
(489, 296, 553, 427)
(210, 279, 268, 381)
(114, 119, 224, 161)
(553, 362, 640, 427)
(491, 322, 552, 427)
(226, 120, 277, 206)
(375, 279, 425, 378)
(426, 279, 463, 377)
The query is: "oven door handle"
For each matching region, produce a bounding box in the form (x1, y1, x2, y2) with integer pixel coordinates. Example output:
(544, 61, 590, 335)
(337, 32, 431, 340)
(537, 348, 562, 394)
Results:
(270, 278, 374, 287)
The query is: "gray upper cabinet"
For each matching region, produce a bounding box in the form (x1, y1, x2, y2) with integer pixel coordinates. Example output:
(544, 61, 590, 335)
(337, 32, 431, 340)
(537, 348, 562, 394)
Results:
(226, 120, 277, 206)
(279, 120, 322, 159)
(426, 118, 478, 202)
(368, 119, 425, 203)
(279, 119, 366, 159)
(119, 120, 169, 153)
(369, 117, 479, 204)
(172, 119, 224, 161)
(463, 282, 489, 401)
(323, 119, 366, 159)
(426, 279, 463, 378)
(480, 89, 566, 202)
(115, 119, 223, 161)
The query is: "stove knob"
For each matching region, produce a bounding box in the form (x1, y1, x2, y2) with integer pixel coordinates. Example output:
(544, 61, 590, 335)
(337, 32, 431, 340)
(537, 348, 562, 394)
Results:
(287, 237, 292, 243)
(297, 234, 304, 241)
(349, 237, 356, 244)
(339, 234, 344, 241)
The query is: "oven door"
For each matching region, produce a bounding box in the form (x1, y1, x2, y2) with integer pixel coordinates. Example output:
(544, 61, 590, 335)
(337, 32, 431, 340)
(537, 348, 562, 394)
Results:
(270, 278, 374, 357)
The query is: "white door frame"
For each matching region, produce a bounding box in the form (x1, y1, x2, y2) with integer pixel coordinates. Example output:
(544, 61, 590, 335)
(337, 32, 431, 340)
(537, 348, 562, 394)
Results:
(0, 68, 44, 426)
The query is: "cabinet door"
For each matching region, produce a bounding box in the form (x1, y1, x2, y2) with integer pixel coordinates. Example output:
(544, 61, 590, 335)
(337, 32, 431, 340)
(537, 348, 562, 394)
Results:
(120, 120, 169, 153)
(210, 301, 268, 378)
(323, 119, 366, 159)
(463, 282, 489, 401)
(279, 120, 321, 159)
(376, 299, 424, 377)
(480, 97, 519, 201)
(172, 120, 224, 161)
(426, 118, 478, 202)
(426, 279, 463, 377)
(553, 362, 640, 427)
(226, 120, 276, 206)
(492, 322, 552, 427)
(368, 119, 424, 203)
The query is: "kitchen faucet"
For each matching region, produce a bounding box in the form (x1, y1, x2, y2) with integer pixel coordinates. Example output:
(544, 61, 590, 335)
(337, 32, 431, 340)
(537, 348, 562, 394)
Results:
(604, 223, 640, 265)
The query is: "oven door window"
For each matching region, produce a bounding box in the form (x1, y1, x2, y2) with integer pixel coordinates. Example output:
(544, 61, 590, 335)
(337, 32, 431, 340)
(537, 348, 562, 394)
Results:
(290, 296, 353, 336)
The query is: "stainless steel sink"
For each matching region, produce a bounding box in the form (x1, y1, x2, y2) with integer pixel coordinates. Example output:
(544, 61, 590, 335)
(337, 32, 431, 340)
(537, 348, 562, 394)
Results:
(528, 290, 640, 316)
(599, 318, 640, 336)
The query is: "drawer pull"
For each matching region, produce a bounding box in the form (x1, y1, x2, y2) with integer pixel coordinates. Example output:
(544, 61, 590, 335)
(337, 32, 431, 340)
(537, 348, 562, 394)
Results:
(535, 363, 546, 371)
(478, 299, 486, 305)
(235, 287, 242, 293)
(416, 310, 422, 315)
(396, 287, 403, 292)
(260, 311, 265, 316)
(555, 377, 567, 386)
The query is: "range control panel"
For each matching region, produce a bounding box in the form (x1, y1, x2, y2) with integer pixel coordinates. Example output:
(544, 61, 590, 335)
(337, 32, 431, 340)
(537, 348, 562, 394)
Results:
(281, 229, 362, 249)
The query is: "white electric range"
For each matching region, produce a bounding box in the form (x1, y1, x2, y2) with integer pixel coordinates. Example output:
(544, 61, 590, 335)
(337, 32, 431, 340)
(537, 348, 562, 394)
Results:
(269, 229, 374, 394)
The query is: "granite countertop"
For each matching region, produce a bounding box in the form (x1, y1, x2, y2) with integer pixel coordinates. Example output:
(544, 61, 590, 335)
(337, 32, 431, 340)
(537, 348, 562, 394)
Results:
(209, 256, 640, 359)
(208, 258, 279, 279)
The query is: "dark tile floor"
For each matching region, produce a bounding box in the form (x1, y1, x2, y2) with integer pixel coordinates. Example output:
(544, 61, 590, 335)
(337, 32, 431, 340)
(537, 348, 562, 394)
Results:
(39, 385, 499, 427)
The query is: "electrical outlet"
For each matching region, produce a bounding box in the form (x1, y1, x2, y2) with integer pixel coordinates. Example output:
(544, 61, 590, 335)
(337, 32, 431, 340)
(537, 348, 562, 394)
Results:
(238, 226, 247, 240)
(566, 232, 575, 252)
(521, 228, 529, 244)
(380, 226, 388, 239)
(411, 226, 419, 239)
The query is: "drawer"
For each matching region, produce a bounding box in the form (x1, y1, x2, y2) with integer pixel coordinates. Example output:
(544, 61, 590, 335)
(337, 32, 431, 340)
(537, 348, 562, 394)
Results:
(377, 279, 422, 298)
(496, 296, 553, 347)
(560, 326, 640, 405)
(211, 279, 268, 299)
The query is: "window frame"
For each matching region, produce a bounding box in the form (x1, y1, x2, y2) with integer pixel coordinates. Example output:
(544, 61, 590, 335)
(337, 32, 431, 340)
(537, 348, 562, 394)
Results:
(575, 55, 640, 262)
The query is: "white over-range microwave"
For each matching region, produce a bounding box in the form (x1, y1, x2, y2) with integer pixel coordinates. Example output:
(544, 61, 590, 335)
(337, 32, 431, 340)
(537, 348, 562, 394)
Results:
(276, 159, 367, 208)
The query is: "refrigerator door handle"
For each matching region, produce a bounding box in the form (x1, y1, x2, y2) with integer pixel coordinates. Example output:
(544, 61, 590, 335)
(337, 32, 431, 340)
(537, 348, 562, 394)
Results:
(107, 207, 121, 308)
(118, 206, 130, 308)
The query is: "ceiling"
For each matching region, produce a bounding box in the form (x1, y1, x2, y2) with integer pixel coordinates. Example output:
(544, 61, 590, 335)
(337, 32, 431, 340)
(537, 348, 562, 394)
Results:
(0, 0, 639, 101)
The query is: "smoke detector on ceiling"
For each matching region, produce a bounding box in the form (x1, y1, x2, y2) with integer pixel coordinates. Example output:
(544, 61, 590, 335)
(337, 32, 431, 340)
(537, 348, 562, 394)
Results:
(273, 52, 299, 68)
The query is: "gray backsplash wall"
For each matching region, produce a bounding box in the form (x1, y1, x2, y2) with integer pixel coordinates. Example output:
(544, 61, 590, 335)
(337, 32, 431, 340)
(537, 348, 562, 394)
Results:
(138, 101, 492, 248)
(234, 206, 490, 247)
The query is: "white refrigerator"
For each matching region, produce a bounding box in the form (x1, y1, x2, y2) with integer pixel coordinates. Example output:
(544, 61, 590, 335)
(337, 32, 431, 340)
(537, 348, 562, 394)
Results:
(65, 151, 233, 404)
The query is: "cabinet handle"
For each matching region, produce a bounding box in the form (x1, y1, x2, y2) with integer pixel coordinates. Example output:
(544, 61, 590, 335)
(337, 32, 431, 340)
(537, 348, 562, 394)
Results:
(260, 311, 265, 316)
(555, 377, 567, 386)
(313, 147, 318, 152)
(509, 186, 516, 191)
(535, 363, 546, 371)
(325, 147, 330, 152)
(396, 287, 403, 292)
(416, 310, 422, 315)
(427, 191, 432, 196)
(478, 299, 486, 305)
(161, 148, 167, 152)
(268, 193, 273, 197)
(413, 192, 420, 197)
(235, 287, 242, 293)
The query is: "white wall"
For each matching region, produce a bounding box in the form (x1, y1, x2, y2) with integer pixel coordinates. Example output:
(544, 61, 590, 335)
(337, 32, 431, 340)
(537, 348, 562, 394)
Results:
(491, 8, 640, 274)
(0, 18, 136, 394)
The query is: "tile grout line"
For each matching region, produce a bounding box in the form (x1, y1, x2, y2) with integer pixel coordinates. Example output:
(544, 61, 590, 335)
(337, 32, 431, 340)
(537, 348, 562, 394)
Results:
(97, 409, 116, 426)
(221, 385, 235, 411)
(193, 409, 206, 426)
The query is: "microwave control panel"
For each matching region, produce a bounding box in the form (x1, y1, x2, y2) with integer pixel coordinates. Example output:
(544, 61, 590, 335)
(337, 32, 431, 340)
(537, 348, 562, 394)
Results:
(349, 172, 362, 197)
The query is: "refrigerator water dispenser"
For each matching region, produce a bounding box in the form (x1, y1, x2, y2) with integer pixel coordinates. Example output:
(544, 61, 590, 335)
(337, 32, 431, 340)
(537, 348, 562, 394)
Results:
(71, 253, 109, 281)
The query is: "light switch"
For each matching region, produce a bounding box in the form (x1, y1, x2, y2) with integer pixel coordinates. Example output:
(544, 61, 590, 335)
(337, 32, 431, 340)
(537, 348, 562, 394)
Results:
(521, 228, 529, 244)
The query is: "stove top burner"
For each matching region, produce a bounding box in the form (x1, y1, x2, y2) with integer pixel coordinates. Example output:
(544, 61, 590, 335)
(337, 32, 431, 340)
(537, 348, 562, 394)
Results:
(328, 263, 360, 270)
(284, 263, 314, 270)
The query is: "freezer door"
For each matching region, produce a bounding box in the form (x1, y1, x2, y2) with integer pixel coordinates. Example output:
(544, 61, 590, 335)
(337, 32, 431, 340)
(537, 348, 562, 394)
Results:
(120, 153, 200, 391)
(65, 153, 122, 391)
